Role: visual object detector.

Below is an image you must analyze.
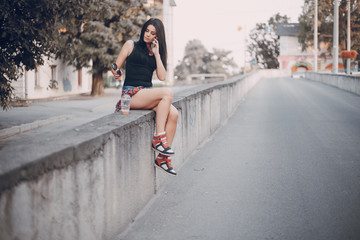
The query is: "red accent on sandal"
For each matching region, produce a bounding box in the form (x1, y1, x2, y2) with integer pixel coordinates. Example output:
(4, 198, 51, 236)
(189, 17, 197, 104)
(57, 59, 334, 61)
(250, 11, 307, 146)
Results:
(154, 154, 176, 176)
(152, 133, 170, 149)
(151, 132, 175, 155)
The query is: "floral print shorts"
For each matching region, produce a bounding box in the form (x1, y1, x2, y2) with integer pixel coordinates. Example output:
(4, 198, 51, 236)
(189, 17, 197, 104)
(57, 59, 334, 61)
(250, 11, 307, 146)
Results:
(114, 86, 144, 113)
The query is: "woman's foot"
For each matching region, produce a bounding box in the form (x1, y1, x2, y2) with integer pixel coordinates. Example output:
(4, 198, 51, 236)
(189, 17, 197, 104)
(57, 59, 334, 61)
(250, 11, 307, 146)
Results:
(154, 154, 177, 176)
(152, 132, 175, 156)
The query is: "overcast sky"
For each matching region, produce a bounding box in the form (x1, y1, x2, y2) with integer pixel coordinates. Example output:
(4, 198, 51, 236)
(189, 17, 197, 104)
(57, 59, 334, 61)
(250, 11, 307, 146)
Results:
(172, 0, 304, 69)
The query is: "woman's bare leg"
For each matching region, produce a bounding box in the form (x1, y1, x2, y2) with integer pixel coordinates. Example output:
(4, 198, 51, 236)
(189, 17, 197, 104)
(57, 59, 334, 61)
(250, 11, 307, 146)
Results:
(132, 88, 178, 175)
(164, 105, 178, 146)
(130, 88, 174, 135)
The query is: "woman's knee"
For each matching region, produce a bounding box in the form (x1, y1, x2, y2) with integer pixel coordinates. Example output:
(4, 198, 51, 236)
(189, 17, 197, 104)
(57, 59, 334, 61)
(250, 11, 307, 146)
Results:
(161, 88, 173, 101)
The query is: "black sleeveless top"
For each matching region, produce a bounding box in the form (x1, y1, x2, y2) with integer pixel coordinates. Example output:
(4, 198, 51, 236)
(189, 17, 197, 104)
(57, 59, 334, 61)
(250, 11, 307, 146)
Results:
(124, 41, 156, 88)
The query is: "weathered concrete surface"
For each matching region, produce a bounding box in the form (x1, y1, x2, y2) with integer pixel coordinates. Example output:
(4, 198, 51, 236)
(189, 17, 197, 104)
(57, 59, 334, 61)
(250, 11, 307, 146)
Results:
(0, 70, 278, 240)
(0, 111, 155, 240)
(305, 72, 360, 95)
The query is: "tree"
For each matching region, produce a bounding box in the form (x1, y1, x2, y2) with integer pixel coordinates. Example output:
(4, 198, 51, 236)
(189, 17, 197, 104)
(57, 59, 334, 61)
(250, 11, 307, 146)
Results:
(55, 0, 154, 96)
(298, 0, 360, 67)
(0, 0, 107, 110)
(0, 0, 60, 110)
(0, 0, 154, 110)
(174, 39, 237, 80)
(208, 48, 238, 74)
(247, 13, 290, 69)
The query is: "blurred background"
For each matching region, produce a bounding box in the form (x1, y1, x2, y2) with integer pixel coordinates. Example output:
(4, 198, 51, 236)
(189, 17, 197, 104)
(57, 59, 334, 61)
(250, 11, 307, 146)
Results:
(1, 0, 359, 110)
(173, 0, 304, 71)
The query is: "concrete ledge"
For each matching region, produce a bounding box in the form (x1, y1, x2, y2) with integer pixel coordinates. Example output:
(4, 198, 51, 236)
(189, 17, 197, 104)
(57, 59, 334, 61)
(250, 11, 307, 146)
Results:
(0, 115, 69, 140)
(0, 70, 274, 240)
(305, 72, 360, 95)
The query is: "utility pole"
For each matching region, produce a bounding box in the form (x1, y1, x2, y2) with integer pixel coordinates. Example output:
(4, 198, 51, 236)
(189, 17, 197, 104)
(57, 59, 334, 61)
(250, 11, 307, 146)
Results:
(314, 0, 318, 72)
(333, 0, 339, 74)
(347, 0, 351, 75)
(244, 25, 247, 74)
(163, 0, 176, 85)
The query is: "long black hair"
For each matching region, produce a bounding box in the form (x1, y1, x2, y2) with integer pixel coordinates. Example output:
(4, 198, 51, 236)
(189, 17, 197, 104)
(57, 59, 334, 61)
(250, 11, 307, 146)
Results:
(138, 18, 167, 69)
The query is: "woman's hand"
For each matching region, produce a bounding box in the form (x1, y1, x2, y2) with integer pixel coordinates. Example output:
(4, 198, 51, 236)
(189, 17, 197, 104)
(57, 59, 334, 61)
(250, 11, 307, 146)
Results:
(151, 38, 159, 56)
(111, 68, 122, 80)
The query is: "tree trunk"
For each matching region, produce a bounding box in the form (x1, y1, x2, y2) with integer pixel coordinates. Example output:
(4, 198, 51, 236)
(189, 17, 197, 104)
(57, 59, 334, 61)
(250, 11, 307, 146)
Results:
(91, 72, 104, 96)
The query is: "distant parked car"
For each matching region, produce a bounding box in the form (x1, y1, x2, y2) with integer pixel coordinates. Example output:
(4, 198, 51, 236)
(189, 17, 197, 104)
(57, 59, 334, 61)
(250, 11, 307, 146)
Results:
(291, 71, 305, 79)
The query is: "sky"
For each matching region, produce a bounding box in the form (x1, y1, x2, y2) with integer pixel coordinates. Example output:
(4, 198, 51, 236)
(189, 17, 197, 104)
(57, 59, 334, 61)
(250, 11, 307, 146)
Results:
(172, 0, 304, 69)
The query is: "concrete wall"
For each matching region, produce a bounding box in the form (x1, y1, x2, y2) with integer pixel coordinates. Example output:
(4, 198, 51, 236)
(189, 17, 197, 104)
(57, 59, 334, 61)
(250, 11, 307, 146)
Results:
(0, 70, 277, 240)
(305, 72, 360, 96)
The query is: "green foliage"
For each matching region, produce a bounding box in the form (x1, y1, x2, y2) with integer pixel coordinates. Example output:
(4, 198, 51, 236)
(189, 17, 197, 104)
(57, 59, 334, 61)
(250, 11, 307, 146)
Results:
(247, 13, 289, 69)
(298, 0, 360, 59)
(55, 0, 155, 95)
(0, 0, 59, 109)
(0, 0, 102, 109)
(55, 0, 154, 75)
(174, 39, 237, 80)
(0, 0, 154, 108)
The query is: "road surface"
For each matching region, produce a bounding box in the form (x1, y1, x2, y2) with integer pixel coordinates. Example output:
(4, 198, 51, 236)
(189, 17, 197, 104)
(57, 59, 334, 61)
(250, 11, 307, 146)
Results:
(118, 77, 360, 240)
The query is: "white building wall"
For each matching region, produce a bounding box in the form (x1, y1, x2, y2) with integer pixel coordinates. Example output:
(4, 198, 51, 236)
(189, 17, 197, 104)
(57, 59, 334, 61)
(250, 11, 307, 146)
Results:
(279, 36, 305, 56)
(278, 35, 314, 72)
(12, 73, 26, 99)
(15, 58, 92, 100)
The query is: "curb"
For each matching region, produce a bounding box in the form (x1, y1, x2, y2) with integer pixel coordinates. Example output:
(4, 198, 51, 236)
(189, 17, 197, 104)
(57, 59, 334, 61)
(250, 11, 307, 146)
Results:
(0, 115, 69, 140)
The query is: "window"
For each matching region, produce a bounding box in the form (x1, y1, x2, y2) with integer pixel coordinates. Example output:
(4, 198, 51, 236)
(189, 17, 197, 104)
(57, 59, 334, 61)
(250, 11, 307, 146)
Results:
(51, 65, 56, 81)
(49, 65, 58, 89)
(78, 69, 82, 86)
(35, 67, 40, 87)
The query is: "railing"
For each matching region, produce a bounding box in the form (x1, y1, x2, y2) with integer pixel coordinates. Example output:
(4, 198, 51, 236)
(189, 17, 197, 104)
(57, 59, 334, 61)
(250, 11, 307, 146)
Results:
(305, 72, 360, 95)
(186, 73, 227, 84)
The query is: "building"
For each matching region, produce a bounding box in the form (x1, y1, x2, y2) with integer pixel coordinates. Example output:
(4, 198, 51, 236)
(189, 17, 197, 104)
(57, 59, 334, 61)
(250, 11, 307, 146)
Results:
(13, 59, 92, 101)
(276, 23, 343, 74)
(276, 23, 313, 74)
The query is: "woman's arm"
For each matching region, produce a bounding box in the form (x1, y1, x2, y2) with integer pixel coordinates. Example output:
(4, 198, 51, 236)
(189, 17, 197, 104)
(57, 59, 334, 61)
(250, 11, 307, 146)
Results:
(154, 54, 167, 81)
(111, 40, 134, 79)
(152, 39, 167, 81)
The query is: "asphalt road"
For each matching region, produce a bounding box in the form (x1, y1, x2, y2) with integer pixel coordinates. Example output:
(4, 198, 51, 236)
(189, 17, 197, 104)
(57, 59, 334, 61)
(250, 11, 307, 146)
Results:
(118, 77, 360, 240)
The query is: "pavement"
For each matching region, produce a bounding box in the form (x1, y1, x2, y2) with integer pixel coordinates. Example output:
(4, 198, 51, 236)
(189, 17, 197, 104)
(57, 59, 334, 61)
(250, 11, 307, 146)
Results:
(0, 88, 121, 139)
(117, 77, 360, 240)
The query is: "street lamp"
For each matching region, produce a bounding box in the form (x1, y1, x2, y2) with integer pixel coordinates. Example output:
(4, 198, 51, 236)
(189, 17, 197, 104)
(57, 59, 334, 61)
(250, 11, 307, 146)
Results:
(314, 0, 318, 72)
(333, 0, 339, 74)
(346, 0, 351, 75)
